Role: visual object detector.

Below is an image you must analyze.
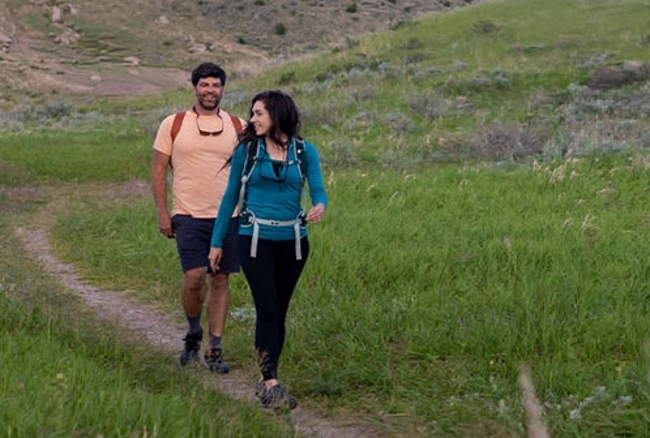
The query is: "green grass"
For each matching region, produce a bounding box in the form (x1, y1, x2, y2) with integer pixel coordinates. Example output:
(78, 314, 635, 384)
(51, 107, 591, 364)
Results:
(3, 0, 650, 436)
(0, 212, 295, 438)
(47, 158, 650, 436)
(0, 297, 291, 437)
(0, 121, 151, 186)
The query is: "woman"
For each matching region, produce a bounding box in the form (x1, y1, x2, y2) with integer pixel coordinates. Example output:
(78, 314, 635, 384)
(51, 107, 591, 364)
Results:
(209, 90, 327, 410)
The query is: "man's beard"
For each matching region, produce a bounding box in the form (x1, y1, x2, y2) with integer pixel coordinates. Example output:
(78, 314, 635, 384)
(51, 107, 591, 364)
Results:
(197, 95, 220, 111)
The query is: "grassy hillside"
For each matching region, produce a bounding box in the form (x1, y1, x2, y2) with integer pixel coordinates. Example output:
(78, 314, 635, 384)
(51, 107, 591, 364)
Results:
(2, 0, 650, 437)
(3, 0, 648, 170)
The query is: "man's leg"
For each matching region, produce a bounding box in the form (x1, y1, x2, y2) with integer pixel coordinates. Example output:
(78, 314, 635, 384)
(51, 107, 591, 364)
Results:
(179, 267, 206, 366)
(207, 272, 230, 340)
(204, 272, 231, 373)
(182, 267, 207, 319)
(203, 216, 239, 373)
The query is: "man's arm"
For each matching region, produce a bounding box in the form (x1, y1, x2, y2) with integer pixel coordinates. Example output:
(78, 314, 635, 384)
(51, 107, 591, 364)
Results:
(151, 150, 174, 238)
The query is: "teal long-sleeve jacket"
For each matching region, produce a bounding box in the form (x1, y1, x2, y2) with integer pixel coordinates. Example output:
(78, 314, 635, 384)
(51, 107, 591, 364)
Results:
(210, 136, 328, 248)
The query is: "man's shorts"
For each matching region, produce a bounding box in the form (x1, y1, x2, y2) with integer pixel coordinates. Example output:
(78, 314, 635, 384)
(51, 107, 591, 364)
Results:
(171, 214, 240, 274)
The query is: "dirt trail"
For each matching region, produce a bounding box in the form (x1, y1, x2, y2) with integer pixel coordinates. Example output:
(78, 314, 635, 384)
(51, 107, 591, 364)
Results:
(14, 182, 381, 438)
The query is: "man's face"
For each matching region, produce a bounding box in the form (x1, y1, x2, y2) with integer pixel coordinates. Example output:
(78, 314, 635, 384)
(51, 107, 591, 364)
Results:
(194, 77, 223, 111)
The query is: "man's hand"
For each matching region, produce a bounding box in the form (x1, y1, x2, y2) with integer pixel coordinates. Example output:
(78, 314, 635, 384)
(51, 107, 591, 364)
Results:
(151, 150, 173, 238)
(157, 213, 174, 238)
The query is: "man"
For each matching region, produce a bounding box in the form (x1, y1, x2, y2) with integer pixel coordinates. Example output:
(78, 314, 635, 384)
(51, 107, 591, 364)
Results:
(151, 62, 244, 373)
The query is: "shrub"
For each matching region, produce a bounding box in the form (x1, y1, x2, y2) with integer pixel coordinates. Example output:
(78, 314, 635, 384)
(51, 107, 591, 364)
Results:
(447, 68, 512, 93)
(383, 111, 412, 135)
(407, 92, 458, 120)
(348, 85, 377, 102)
(471, 20, 501, 33)
(589, 65, 650, 90)
(275, 23, 287, 36)
(464, 121, 551, 161)
(278, 71, 296, 85)
(402, 37, 423, 50)
(325, 138, 357, 167)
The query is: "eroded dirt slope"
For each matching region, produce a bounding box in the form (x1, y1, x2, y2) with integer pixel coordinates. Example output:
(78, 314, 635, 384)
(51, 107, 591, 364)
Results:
(0, 0, 475, 104)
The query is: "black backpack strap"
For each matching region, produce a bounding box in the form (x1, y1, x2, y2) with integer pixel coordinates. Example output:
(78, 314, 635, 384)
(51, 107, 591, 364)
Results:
(237, 141, 259, 212)
(294, 137, 308, 180)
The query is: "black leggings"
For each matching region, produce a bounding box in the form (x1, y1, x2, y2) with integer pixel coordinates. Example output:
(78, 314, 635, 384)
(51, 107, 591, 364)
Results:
(239, 235, 309, 381)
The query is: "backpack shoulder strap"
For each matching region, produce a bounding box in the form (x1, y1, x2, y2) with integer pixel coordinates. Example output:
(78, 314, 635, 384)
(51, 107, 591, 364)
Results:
(170, 111, 186, 144)
(171, 111, 242, 143)
(294, 137, 308, 180)
(230, 114, 243, 135)
(237, 141, 260, 212)
(242, 141, 260, 180)
(292, 138, 310, 215)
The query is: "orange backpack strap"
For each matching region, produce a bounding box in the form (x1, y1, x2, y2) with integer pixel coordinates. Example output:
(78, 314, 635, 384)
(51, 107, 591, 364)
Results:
(170, 111, 186, 143)
(230, 114, 243, 135)
(171, 111, 242, 144)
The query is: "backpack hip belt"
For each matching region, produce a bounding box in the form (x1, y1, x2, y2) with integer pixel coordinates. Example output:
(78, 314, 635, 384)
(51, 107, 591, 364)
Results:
(244, 210, 304, 260)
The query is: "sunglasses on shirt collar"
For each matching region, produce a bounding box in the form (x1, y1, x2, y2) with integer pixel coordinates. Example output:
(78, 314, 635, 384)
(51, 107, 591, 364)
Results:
(194, 109, 224, 136)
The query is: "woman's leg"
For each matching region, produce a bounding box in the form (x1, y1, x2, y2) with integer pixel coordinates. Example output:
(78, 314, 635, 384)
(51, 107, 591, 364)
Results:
(273, 237, 309, 359)
(239, 236, 281, 381)
(239, 236, 309, 381)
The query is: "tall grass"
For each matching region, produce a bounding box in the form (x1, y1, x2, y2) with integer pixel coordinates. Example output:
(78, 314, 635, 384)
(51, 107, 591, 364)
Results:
(48, 157, 650, 436)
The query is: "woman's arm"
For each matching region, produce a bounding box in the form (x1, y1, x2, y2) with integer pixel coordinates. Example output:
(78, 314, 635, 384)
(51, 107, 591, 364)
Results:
(304, 141, 328, 223)
(210, 144, 246, 248)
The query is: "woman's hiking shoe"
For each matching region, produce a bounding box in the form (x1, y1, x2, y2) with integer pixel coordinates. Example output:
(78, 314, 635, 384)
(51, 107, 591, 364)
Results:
(254, 379, 265, 399)
(260, 384, 298, 411)
(204, 347, 229, 374)
(179, 331, 202, 366)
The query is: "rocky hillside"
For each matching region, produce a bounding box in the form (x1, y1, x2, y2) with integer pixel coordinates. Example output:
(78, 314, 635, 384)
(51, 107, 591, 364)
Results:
(0, 0, 475, 104)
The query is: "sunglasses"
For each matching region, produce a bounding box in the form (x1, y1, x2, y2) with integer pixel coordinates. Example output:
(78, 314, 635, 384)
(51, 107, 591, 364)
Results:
(195, 112, 224, 136)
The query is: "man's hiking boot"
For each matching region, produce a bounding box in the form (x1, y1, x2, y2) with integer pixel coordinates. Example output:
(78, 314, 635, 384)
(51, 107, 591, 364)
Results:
(179, 331, 202, 366)
(260, 384, 298, 411)
(204, 347, 229, 374)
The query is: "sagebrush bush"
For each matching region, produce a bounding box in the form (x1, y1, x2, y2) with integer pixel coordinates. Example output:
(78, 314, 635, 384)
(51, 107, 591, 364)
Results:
(344, 109, 377, 130)
(383, 111, 412, 135)
(300, 101, 342, 130)
(549, 118, 650, 158)
(407, 92, 456, 120)
(589, 65, 650, 90)
(347, 85, 377, 102)
(447, 68, 512, 92)
(463, 121, 550, 161)
(471, 19, 501, 33)
(324, 138, 357, 167)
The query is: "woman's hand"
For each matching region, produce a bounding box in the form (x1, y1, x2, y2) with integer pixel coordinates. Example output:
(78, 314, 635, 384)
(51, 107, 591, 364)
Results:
(208, 247, 223, 272)
(306, 202, 326, 224)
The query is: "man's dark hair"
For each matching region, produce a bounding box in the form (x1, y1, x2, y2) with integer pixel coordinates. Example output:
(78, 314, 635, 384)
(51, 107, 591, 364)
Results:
(191, 62, 227, 87)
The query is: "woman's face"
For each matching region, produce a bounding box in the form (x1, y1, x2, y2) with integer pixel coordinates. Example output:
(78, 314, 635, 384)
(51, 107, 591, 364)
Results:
(250, 100, 272, 137)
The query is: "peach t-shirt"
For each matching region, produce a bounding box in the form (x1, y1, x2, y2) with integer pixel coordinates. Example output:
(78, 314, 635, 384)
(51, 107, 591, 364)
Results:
(153, 109, 243, 218)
